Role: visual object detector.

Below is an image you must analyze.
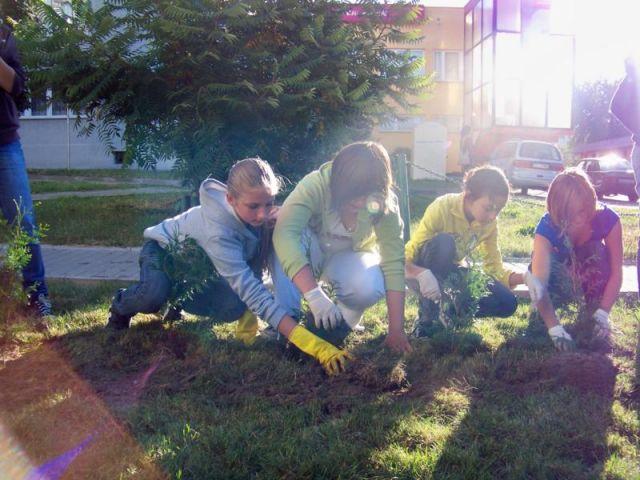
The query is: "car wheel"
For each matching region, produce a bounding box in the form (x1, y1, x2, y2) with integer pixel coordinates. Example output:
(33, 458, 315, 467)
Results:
(628, 191, 639, 203)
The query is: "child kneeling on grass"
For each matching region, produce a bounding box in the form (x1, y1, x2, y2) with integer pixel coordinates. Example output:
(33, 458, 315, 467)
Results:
(404, 166, 526, 336)
(273, 141, 412, 354)
(107, 158, 351, 375)
(525, 169, 623, 351)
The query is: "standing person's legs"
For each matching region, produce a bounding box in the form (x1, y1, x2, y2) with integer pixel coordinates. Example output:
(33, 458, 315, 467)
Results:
(0, 140, 48, 304)
(632, 140, 640, 300)
(109, 240, 172, 328)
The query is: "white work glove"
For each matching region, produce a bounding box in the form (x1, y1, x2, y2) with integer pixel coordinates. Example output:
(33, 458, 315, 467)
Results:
(304, 286, 344, 330)
(593, 308, 611, 339)
(416, 268, 441, 301)
(548, 325, 576, 352)
(524, 270, 545, 309)
(337, 301, 365, 332)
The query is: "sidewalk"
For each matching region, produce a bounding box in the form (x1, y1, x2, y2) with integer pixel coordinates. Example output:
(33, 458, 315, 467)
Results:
(38, 244, 639, 296)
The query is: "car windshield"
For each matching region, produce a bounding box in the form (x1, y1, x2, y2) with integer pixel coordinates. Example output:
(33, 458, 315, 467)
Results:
(519, 142, 562, 161)
(598, 157, 631, 171)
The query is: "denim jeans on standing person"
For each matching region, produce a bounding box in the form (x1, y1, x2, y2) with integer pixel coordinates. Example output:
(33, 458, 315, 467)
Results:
(411, 233, 517, 320)
(0, 140, 47, 296)
(632, 139, 640, 300)
(110, 240, 250, 322)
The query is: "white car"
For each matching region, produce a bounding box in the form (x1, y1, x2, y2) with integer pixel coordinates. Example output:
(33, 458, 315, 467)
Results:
(490, 140, 564, 195)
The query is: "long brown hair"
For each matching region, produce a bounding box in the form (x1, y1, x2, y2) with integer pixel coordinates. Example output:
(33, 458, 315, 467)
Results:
(329, 141, 393, 212)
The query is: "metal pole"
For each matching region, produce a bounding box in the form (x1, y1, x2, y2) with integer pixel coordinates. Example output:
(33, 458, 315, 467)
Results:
(391, 152, 411, 242)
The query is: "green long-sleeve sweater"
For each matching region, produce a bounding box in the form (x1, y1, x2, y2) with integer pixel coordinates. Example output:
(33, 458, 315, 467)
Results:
(273, 162, 405, 291)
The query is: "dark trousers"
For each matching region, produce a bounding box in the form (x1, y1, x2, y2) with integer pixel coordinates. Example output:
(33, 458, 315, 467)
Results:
(546, 240, 610, 311)
(110, 240, 247, 322)
(414, 233, 517, 318)
(0, 140, 47, 296)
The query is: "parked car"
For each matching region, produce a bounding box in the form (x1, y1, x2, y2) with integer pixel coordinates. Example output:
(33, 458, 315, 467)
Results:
(489, 140, 564, 195)
(577, 155, 638, 202)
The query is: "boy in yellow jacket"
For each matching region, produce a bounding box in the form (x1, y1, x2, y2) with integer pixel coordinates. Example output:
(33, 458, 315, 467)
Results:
(405, 166, 528, 336)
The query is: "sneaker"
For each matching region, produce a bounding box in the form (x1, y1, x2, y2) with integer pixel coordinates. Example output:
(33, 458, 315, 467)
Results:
(28, 293, 53, 318)
(107, 307, 131, 330)
(411, 298, 440, 338)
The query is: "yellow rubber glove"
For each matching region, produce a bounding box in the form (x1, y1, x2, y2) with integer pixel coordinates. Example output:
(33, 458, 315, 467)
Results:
(288, 325, 352, 375)
(235, 310, 259, 346)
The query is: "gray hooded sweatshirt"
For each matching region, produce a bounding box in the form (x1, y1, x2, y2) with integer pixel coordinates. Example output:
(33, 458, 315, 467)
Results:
(143, 178, 287, 327)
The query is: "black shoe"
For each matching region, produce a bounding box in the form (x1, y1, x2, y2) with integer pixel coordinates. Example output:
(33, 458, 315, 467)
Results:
(107, 307, 131, 330)
(162, 305, 183, 323)
(28, 293, 53, 318)
(412, 298, 440, 338)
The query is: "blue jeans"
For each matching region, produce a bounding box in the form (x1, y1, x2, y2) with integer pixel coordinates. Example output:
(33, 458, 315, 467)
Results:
(0, 140, 47, 296)
(633, 140, 640, 300)
(111, 240, 246, 322)
(413, 233, 517, 318)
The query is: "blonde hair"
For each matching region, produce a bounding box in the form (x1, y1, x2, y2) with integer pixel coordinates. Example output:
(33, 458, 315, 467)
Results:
(330, 141, 393, 211)
(547, 168, 597, 229)
(227, 157, 281, 198)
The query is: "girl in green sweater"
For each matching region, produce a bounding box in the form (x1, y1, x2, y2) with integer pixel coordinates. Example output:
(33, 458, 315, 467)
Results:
(273, 142, 412, 356)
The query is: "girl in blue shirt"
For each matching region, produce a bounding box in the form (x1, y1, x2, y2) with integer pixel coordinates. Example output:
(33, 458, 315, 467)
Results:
(525, 169, 623, 350)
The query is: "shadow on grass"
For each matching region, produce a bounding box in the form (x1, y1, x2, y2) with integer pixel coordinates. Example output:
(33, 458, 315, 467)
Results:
(0, 285, 630, 479)
(431, 313, 617, 480)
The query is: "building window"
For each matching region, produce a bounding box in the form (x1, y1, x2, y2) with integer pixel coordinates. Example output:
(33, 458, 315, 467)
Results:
(434, 51, 463, 82)
(392, 49, 425, 76)
(378, 116, 424, 132)
(21, 88, 69, 118)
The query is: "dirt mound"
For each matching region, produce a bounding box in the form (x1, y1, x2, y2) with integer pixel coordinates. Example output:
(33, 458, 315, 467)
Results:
(541, 352, 617, 395)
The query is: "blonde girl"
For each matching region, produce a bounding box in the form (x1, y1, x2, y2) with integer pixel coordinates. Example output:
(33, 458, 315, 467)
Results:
(108, 158, 350, 375)
(526, 169, 623, 350)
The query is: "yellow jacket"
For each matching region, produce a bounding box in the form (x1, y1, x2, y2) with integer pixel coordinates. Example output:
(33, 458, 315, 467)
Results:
(405, 193, 514, 287)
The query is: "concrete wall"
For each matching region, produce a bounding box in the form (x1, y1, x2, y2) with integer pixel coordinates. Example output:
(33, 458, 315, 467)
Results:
(20, 117, 120, 169)
(19, 117, 174, 170)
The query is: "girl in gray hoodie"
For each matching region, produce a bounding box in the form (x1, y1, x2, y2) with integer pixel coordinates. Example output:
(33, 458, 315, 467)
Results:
(107, 158, 351, 375)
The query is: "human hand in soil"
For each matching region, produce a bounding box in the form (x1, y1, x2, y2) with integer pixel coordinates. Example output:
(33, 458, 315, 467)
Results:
(548, 325, 576, 352)
(384, 330, 413, 354)
(592, 308, 611, 339)
(287, 324, 352, 375)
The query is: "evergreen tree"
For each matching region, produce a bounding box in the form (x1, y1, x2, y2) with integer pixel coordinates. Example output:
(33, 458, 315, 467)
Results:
(18, 0, 430, 190)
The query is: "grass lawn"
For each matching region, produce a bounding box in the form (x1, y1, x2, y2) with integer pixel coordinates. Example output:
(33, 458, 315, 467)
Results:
(0, 281, 638, 478)
(34, 193, 184, 246)
(30, 180, 135, 194)
(29, 168, 176, 181)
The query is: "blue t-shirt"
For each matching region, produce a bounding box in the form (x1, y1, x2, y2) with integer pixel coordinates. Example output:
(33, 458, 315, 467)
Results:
(534, 205, 619, 263)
